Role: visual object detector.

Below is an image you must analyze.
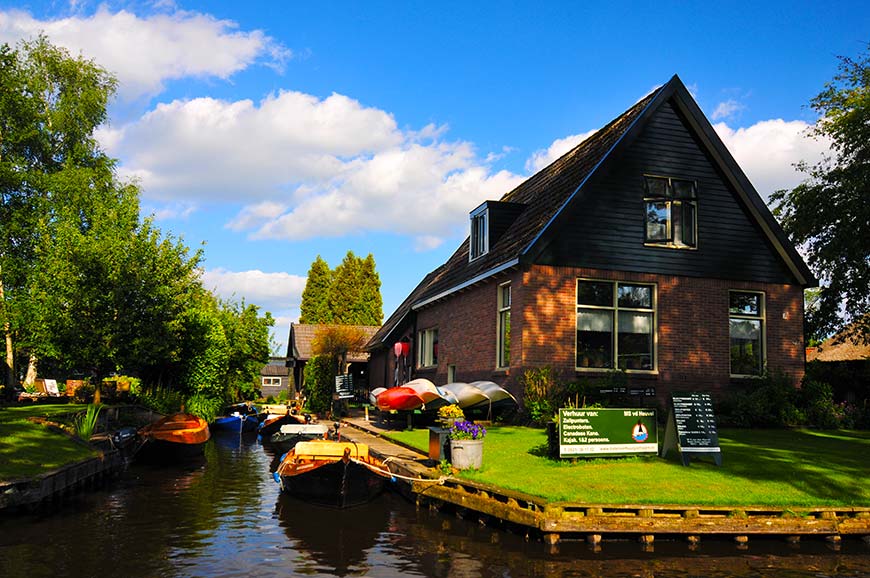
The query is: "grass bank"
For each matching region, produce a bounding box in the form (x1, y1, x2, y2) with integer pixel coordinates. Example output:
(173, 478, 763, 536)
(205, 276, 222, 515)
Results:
(0, 404, 99, 481)
(385, 426, 870, 508)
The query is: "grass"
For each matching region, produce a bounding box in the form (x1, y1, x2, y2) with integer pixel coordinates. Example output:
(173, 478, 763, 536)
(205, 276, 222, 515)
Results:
(0, 404, 100, 481)
(385, 426, 870, 508)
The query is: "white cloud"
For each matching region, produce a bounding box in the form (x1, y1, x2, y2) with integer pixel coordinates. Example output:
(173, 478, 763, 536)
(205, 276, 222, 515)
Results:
(525, 130, 597, 173)
(0, 7, 288, 101)
(201, 268, 306, 314)
(713, 119, 830, 201)
(711, 99, 746, 121)
(103, 90, 526, 249)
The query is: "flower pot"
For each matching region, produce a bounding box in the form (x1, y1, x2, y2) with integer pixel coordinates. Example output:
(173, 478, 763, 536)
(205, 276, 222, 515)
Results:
(450, 439, 483, 469)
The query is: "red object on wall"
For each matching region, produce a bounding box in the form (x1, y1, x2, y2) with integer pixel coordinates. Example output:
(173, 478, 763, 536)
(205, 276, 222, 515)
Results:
(394, 342, 403, 357)
(401, 341, 411, 357)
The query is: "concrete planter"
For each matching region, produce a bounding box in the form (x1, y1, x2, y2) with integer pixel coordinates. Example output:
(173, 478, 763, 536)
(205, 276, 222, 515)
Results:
(450, 439, 484, 469)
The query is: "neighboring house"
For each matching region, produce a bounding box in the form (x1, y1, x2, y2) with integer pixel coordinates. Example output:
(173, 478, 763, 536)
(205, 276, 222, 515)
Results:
(366, 75, 815, 405)
(286, 323, 381, 393)
(806, 318, 870, 404)
(260, 356, 291, 399)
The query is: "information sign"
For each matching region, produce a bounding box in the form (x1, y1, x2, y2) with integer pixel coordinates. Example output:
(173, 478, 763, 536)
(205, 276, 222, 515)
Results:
(558, 408, 658, 457)
(661, 392, 722, 466)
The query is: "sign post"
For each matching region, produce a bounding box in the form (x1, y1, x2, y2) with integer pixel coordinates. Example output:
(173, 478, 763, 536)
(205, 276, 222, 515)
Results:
(558, 408, 658, 457)
(661, 392, 722, 466)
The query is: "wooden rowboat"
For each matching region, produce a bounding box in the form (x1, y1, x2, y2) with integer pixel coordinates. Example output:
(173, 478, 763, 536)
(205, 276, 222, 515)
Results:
(137, 412, 210, 463)
(274, 440, 393, 508)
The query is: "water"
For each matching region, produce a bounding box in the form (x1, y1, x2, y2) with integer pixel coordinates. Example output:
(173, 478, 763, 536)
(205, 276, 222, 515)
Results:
(1, 431, 869, 577)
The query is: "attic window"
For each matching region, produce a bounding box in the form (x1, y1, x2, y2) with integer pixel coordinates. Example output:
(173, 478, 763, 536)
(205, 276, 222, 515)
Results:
(470, 206, 488, 261)
(643, 175, 697, 249)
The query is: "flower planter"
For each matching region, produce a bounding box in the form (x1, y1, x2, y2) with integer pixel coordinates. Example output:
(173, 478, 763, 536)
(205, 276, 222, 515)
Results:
(450, 439, 483, 469)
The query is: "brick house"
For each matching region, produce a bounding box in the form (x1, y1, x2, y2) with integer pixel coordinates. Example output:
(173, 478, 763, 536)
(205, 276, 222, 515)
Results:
(366, 75, 815, 406)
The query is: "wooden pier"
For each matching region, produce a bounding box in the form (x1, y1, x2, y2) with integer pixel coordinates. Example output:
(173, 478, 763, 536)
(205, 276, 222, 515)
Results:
(339, 417, 870, 546)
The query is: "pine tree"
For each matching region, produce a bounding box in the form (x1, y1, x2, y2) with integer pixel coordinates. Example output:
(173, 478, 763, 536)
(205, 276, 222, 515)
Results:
(358, 254, 383, 325)
(299, 255, 332, 324)
(329, 251, 363, 324)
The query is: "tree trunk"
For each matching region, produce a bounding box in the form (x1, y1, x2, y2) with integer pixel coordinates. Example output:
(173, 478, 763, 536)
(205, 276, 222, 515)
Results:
(0, 272, 14, 388)
(24, 354, 37, 386)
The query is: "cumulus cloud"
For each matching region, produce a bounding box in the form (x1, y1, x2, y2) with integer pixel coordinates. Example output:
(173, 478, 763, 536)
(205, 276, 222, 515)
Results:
(713, 119, 830, 201)
(525, 130, 597, 173)
(0, 7, 289, 101)
(103, 90, 526, 249)
(201, 268, 306, 314)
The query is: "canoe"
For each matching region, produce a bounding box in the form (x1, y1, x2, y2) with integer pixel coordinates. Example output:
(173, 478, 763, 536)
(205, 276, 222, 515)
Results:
(375, 386, 425, 411)
(273, 440, 393, 508)
(137, 412, 210, 463)
(439, 382, 489, 409)
(465, 380, 518, 413)
(368, 387, 387, 406)
(268, 423, 330, 454)
(404, 378, 451, 409)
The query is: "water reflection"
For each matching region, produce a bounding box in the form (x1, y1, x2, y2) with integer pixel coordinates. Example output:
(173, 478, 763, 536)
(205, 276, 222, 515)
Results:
(0, 432, 868, 578)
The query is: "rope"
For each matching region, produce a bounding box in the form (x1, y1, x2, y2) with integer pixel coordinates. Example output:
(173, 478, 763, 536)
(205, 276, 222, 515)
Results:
(349, 457, 449, 485)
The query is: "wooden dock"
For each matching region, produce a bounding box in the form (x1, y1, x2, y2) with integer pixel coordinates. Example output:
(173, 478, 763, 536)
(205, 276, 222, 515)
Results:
(339, 417, 870, 546)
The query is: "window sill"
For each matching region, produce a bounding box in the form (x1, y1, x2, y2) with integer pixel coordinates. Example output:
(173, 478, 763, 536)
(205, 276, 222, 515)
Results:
(575, 367, 658, 376)
(643, 242, 698, 251)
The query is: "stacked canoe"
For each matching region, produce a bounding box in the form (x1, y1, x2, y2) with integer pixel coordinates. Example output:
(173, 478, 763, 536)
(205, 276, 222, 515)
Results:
(371, 379, 517, 415)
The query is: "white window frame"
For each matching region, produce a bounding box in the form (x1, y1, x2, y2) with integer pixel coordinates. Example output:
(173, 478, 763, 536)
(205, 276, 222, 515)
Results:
(417, 328, 439, 369)
(496, 282, 511, 369)
(575, 279, 657, 373)
(469, 205, 488, 261)
(643, 175, 698, 249)
(262, 377, 282, 386)
(729, 290, 766, 377)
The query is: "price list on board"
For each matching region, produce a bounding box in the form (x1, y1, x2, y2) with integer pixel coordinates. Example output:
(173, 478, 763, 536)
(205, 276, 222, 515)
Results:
(661, 392, 722, 466)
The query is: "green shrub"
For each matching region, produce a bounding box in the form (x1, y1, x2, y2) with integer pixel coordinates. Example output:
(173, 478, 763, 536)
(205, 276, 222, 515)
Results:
(73, 380, 96, 404)
(265, 395, 276, 404)
(720, 371, 803, 428)
(74, 404, 102, 440)
(276, 388, 290, 402)
(304, 355, 335, 414)
(133, 386, 185, 415)
(519, 366, 562, 425)
(185, 393, 223, 423)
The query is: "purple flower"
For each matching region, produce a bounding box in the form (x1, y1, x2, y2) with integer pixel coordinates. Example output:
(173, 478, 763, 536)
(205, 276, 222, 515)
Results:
(450, 420, 486, 440)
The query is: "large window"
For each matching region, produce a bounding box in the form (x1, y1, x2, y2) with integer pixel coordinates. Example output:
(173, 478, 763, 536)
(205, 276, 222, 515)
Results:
(417, 328, 439, 368)
(576, 280, 655, 371)
(729, 291, 764, 376)
(497, 283, 511, 369)
(469, 205, 488, 260)
(644, 175, 697, 248)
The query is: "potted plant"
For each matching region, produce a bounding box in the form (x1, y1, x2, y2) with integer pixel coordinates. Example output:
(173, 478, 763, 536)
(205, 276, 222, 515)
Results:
(449, 420, 486, 470)
(437, 404, 464, 428)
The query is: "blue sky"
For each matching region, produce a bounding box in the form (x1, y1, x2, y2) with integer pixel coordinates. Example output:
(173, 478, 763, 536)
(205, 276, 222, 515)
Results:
(1, 1, 867, 353)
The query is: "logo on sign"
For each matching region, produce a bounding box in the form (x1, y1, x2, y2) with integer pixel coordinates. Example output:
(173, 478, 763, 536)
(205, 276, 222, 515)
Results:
(631, 422, 649, 442)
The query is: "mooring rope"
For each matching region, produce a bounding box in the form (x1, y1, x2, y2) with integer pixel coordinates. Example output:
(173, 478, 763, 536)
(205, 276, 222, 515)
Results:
(349, 457, 449, 485)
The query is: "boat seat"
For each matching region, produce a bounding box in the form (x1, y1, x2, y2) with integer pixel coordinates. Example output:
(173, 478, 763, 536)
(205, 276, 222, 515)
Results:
(294, 441, 370, 460)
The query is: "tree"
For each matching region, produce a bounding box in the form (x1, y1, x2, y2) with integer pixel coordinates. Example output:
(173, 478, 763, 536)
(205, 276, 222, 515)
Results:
(771, 44, 870, 343)
(311, 325, 369, 374)
(218, 300, 274, 400)
(299, 255, 332, 324)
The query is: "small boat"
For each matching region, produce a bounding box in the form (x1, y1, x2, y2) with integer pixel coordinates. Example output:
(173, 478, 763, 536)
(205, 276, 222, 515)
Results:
(136, 412, 210, 463)
(404, 378, 451, 409)
(439, 382, 490, 409)
(368, 387, 387, 406)
(268, 423, 331, 454)
(274, 440, 393, 508)
(465, 381, 518, 414)
(212, 403, 260, 433)
(259, 411, 308, 438)
(375, 386, 425, 411)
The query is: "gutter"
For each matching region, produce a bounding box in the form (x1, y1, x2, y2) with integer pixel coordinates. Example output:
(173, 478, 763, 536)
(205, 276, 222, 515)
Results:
(411, 258, 519, 311)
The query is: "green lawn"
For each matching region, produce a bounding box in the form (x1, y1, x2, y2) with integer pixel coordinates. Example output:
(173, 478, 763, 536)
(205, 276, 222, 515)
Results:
(0, 404, 99, 481)
(386, 426, 870, 508)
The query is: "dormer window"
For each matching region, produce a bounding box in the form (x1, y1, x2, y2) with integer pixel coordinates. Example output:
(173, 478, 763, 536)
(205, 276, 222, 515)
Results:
(643, 175, 697, 249)
(470, 205, 488, 261)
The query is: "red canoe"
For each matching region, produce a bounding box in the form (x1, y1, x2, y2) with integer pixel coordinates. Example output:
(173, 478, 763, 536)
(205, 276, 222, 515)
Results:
(376, 386, 425, 411)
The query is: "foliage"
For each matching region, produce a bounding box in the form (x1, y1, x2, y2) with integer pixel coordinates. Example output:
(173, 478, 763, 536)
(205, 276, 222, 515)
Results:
(184, 393, 223, 423)
(311, 324, 369, 374)
(218, 299, 273, 400)
(73, 380, 95, 404)
(299, 251, 383, 326)
(519, 366, 562, 425)
(450, 420, 487, 440)
(133, 386, 185, 416)
(771, 45, 870, 343)
(303, 354, 335, 414)
(718, 371, 804, 428)
(299, 255, 333, 324)
(73, 404, 102, 441)
(276, 388, 289, 402)
(437, 404, 465, 420)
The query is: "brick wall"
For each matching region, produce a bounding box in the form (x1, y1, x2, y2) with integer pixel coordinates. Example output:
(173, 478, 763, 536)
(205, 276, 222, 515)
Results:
(378, 264, 806, 405)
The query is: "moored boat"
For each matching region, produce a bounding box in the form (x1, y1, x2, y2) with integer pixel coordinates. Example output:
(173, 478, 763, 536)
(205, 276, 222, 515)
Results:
(404, 378, 451, 409)
(136, 412, 210, 463)
(273, 440, 393, 508)
(268, 423, 330, 454)
(439, 382, 490, 409)
(212, 403, 260, 433)
(465, 380, 518, 414)
(259, 412, 308, 438)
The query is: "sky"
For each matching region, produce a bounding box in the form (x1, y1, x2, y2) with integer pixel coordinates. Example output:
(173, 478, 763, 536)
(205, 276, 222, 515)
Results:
(1, 1, 867, 354)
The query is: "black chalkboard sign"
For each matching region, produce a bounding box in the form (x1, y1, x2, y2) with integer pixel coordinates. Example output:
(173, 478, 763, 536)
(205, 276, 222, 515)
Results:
(660, 392, 722, 466)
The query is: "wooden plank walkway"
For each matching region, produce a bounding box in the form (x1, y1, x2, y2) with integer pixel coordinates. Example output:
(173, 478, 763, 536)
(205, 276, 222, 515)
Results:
(339, 416, 870, 545)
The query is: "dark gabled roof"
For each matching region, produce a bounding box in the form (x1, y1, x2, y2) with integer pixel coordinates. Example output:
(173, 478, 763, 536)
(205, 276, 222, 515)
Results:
(368, 75, 816, 349)
(288, 323, 381, 362)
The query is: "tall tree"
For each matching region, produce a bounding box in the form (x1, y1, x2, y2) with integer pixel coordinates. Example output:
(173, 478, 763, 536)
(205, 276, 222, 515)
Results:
(329, 251, 363, 324)
(772, 44, 870, 343)
(359, 253, 384, 325)
(299, 255, 332, 324)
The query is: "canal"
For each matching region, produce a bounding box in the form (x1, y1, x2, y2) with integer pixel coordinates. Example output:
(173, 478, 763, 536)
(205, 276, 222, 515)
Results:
(1, 431, 869, 577)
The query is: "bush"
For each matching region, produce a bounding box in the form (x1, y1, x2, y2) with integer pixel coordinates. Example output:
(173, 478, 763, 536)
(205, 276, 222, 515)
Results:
(276, 388, 290, 402)
(73, 380, 96, 404)
(185, 393, 223, 423)
(520, 366, 562, 425)
(719, 371, 803, 428)
(133, 386, 185, 415)
(304, 355, 335, 415)
(265, 395, 276, 404)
